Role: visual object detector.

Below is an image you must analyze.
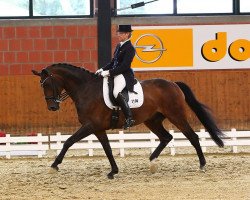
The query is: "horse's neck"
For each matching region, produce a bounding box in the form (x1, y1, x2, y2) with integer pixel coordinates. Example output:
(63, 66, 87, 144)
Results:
(55, 68, 96, 101)
(53, 68, 81, 93)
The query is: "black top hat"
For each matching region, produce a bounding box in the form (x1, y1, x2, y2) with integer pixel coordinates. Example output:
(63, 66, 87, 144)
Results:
(117, 25, 133, 32)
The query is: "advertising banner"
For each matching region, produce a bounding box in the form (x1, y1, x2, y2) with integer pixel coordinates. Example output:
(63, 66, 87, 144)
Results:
(131, 24, 250, 71)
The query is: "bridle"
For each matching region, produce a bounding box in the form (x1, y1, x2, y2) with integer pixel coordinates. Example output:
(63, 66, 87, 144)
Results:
(40, 73, 69, 103)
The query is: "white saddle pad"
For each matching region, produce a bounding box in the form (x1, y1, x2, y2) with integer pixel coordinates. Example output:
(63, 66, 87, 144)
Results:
(103, 77, 144, 109)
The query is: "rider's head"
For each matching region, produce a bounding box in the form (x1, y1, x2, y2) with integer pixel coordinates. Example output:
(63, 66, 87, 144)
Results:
(116, 25, 133, 42)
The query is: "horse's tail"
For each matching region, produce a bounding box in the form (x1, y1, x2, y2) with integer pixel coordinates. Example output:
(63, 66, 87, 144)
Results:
(175, 81, 224, 147)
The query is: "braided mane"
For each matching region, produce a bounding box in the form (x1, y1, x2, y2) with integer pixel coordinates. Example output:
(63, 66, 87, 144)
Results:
(48, 63, 99, 78)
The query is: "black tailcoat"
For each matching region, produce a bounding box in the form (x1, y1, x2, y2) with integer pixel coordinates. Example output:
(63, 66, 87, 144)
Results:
(102, 40, 135, 92)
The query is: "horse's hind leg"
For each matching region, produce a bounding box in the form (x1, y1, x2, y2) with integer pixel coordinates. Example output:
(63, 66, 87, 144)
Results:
(168, 116, 206, 171)
(95, 132, 118, 179)
(144, 113, 173, 162)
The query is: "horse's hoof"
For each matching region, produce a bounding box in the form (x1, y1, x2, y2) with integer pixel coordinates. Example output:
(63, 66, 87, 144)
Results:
(107, 170, 118, 179)
(150, 159, 158, 174)
(49, 166, 59, 174)
(200, 166, 206, 173)
(107, 173, 114, 179)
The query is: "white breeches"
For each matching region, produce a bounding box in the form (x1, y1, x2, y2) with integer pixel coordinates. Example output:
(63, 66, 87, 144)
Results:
(113, 74, 126, 98)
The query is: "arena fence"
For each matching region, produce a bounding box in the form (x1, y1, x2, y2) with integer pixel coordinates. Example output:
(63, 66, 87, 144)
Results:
(0, 133, 48, 159)
(0, 129, 249, 159)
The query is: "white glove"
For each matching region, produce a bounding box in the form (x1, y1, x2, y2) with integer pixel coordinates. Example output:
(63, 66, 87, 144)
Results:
(101, 70, 110, 77)
(95, 68, 103, 75)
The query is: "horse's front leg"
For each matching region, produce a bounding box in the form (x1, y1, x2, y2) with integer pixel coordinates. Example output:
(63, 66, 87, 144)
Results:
(95, 132, 118, 179)
(50, 124, 93, 172)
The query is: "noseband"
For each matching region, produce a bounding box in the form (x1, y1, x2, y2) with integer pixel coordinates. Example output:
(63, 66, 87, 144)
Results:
(40, 73, 68, 103)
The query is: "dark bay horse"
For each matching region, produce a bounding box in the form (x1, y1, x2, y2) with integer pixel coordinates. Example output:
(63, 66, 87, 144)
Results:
(32, 63, 224, 179)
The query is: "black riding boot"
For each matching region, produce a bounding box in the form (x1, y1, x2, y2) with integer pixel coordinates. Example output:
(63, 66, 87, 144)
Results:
(116, 93, 135, 130)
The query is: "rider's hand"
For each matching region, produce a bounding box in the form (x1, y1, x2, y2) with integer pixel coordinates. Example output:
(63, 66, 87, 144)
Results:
(101, 70, 110, 77)
(95, 68, 103, 75)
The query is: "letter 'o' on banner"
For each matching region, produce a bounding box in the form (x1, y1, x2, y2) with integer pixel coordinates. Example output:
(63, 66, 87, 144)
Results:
(229, 39, 250, 61)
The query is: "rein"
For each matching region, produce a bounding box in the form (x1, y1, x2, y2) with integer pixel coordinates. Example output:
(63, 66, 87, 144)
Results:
(40, 74, 69, 103)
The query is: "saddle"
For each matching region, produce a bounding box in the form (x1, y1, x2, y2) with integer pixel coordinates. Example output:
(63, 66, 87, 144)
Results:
(102, 77, 144, 129)
(103, 77, 144, 109)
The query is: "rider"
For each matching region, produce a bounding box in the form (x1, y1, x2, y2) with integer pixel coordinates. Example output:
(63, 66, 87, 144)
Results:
(95, 24, 136, 130)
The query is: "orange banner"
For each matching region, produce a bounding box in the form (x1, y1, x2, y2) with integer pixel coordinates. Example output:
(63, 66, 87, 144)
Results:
(131, 29, 193, 69)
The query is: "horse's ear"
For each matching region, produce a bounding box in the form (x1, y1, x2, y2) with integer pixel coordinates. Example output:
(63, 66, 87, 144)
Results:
(31, 70, 41, 76)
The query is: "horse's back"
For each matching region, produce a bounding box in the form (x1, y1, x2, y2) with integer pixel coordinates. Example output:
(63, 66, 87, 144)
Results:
(140, 78, 185, 110)
(141, 78, 182, 96)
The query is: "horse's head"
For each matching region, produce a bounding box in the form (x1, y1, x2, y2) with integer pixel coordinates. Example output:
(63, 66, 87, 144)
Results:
(32, 69, 64, 111)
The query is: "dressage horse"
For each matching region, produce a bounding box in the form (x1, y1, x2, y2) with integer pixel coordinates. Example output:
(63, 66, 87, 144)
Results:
(32, 63, 224, 179)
